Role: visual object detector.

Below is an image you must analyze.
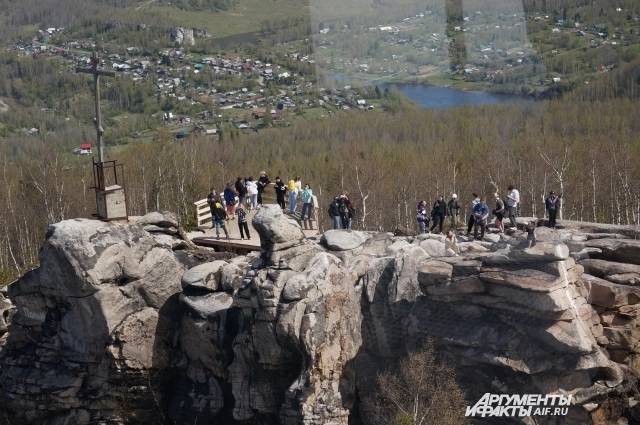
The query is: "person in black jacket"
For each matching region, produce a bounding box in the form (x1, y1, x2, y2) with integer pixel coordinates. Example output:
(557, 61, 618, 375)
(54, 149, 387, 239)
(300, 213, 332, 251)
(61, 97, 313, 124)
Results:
(235, 177, 247, 208)
(274, 176, 287, 211)
(328, 197, 341, 229)
(257, 171, 270, 207)
(545, 191, 560, 228)
(338, 193, 351, 229)
(430, 196, 447, 234)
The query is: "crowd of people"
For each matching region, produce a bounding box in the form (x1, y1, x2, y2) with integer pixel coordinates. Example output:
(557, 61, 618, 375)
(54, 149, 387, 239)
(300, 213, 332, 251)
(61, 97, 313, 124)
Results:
(417, 186, 561, 246)
(205, 173, 329, 239)
(204, 176, 559, 245)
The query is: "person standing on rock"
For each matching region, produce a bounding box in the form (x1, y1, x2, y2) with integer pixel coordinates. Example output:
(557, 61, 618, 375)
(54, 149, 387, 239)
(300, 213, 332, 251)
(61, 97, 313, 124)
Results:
(274, 176, 287, 212)
(493, 193, 505, 233)
(257, 171, 270, 207)
(300, 184, 314, 222)
(329, 196, 341, 229)
(416, 200, 429, 235)
(467, 193, 480, 235)
(339, 193, 352, 230)
(507, 185, 520, 228)
(447, 194, 460, 229)
(545, 191, 560, 229)
(246, 177, 258, 210)
(211, 201, 230, 240)
(235, 177, 247, 208)
(473, 197, 490, 241)
(445, 230, 460, 256)
(430, 196, 447, 234)
(237, 203, 251, 240)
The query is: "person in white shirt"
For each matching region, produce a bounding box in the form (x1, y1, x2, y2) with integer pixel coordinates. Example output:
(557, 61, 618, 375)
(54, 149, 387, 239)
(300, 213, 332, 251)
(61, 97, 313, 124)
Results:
(507, 185, 520, 228)
(246, 177, 258, 211)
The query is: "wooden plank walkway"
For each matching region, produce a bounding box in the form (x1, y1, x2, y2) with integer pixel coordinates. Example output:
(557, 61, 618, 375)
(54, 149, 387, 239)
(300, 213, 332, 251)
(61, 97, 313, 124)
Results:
(186, 207, 319, 251)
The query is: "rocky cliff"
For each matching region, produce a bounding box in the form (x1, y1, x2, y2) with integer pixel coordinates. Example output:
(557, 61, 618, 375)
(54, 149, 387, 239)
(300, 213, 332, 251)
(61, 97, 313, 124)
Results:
(1, 207, 640, 424)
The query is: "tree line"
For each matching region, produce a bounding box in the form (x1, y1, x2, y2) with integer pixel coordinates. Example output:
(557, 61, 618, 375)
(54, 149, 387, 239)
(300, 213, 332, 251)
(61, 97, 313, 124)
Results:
(1, 95, 639, 285)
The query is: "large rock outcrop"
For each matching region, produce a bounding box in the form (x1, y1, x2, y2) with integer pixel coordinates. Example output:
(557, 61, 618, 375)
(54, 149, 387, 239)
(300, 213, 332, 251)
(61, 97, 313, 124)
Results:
(0, 214, 204, 424)
(1, 208, 640, 425)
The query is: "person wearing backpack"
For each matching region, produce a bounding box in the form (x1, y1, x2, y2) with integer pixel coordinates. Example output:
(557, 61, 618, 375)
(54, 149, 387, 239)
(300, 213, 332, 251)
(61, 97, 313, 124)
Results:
(328, 196, 341, 229)
(211, 201, 230, 240)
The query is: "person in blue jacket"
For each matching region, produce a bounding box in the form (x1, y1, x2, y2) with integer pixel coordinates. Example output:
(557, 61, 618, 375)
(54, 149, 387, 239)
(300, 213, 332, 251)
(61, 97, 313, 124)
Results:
(473, 197, 490, 241)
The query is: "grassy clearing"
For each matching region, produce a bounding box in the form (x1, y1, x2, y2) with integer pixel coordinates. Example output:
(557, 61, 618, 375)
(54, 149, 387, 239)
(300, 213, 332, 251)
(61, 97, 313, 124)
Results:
(144, 0, 309, 37)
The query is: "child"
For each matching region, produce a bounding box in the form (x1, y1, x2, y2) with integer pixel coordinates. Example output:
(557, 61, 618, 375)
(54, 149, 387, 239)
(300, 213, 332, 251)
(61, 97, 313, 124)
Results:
(525, 221, 537, 248)
(237, 203, 251, 240)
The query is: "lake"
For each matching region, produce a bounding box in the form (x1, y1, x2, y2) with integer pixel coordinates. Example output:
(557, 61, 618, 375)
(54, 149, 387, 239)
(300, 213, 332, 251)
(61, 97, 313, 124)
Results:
(377, 83, 533, 109)
(209, 32, 260, 49)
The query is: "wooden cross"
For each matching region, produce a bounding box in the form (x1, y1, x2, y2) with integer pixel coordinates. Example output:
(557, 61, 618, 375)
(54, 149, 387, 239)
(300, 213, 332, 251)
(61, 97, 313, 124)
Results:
(76, 52, 116, 176)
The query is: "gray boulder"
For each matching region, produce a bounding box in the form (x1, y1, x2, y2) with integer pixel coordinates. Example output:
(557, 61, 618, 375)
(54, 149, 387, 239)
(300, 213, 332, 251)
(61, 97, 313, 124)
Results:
(580, 259, 640, 286)
(321, 229, 370, 251)
(135, 210, 180, 228)
(585, 239, 640, 266)
(419, 239, 445, 257)
(253, 205, 306, 245)
(181, 261, 227, 291)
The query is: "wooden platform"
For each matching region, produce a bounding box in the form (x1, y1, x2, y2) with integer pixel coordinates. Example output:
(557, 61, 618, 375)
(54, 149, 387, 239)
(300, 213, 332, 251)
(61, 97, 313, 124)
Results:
(187, 207, 319, 251)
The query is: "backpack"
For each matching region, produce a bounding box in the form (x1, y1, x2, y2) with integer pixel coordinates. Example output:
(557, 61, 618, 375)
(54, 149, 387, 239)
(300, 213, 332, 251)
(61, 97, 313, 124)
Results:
(288, 180, 295, 191)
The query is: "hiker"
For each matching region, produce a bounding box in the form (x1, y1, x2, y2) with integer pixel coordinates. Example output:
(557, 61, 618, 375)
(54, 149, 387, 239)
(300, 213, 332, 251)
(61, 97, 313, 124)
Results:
(257, 171, 270, 207)
(525, 221, 537, 247)
(274, 176, 287, 212)
(246, 177, 258, 210)
(545, 191, 560, 229)
(467, 193, 480, 235)
(300, 184, 314, 221)
(237, 203, 251, 240)
(445, 230, 460, 257)
(329, 196, 341, 229)
(338, 193, 352, 229)
(288, 176, 302, 214)
(447, 194, 460, 229)
(507, 185, 520, 228)
(235, 177, 247, 208)
(473, 197, 490, 241)
(223, 182, 237, 219)
(493, 193, 505, 233)
(211, 201, 230, 240)
(347, 198, 355, 230)
(207, 187, 221, 221)
(416, 200, 429, 235)
(430, 196, 447, 234)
